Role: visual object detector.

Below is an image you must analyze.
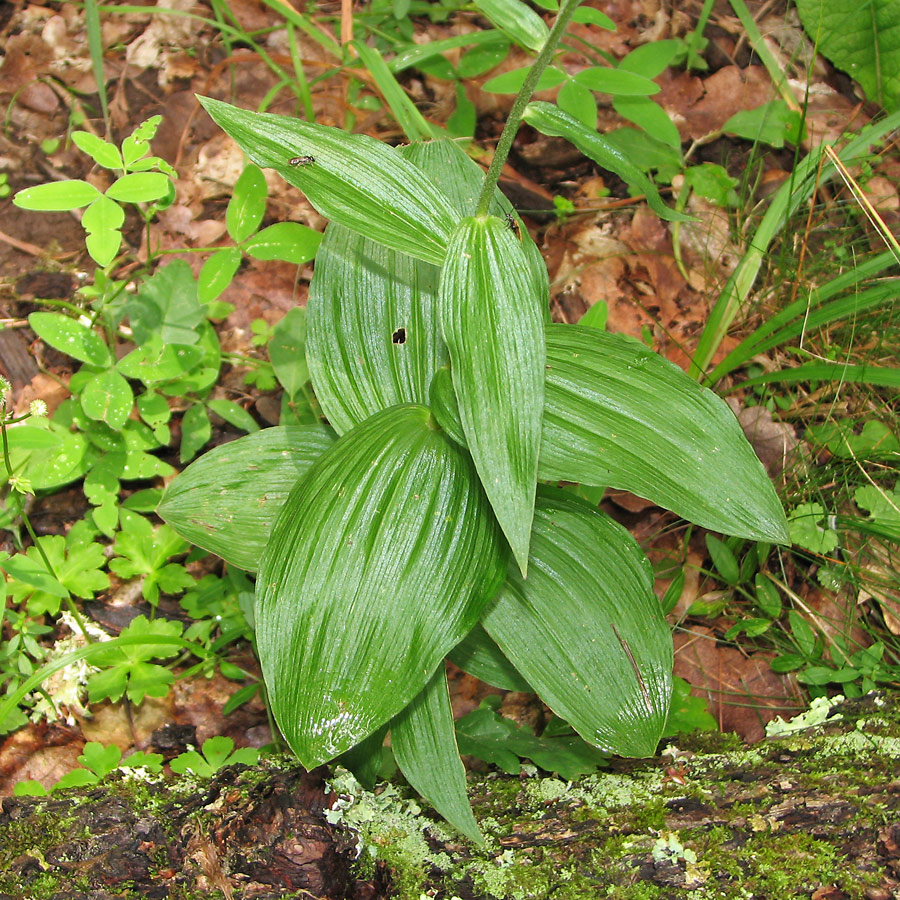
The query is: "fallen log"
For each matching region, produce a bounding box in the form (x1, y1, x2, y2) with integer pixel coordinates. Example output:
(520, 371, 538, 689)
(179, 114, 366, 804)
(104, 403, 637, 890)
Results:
(1, 692, 899, 900)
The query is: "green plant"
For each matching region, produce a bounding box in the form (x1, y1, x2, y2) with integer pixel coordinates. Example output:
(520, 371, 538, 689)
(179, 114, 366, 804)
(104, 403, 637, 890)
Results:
(158, 0, 788, 842)
(12, 117, 175, 267)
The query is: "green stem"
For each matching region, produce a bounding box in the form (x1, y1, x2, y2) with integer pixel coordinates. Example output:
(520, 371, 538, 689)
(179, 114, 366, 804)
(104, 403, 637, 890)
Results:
(474, 0, 582, 217)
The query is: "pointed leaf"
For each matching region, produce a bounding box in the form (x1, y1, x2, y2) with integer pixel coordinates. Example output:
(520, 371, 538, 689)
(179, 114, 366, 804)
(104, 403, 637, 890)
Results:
(158, 425, 334, 571)
(256, 405, 505, 768)
(392, 667, 483, 843)
(198, 247, 242, 303)
(524, 101, 691, 223)
(541, 325, 789, 543)
(482, 491, 672, 758)
(105, 172, 171, 203)
(198, 97, 455, 265)
(307, 139, 545, 436)
(439, 216, 545, 575)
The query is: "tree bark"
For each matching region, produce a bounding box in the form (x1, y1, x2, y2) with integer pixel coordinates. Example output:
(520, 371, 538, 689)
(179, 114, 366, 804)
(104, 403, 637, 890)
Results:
(1, 692, 899, 900)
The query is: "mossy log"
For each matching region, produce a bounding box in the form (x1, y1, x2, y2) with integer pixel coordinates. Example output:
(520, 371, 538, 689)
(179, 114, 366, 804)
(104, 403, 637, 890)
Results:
(2, 693, 900, 900)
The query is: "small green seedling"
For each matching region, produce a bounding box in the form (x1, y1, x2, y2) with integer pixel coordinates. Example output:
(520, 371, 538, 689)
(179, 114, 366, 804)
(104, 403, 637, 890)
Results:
(169, 735, 260, 777)
(13, 116, 176, 267)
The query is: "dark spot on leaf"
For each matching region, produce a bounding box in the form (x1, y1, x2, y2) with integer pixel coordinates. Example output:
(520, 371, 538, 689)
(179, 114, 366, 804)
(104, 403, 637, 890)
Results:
(392, 328, 407, 345)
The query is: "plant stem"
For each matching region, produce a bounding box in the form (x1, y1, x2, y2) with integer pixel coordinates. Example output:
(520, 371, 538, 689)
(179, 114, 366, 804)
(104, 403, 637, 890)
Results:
(474, 0, 582, 217)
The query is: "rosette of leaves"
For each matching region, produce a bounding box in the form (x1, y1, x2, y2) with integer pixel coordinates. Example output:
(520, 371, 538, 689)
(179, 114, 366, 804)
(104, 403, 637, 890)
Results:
(160, 98, 788, 842)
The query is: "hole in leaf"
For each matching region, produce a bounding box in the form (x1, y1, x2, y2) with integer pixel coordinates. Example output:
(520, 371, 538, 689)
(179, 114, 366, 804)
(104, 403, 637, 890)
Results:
(392, 328, 407, 344)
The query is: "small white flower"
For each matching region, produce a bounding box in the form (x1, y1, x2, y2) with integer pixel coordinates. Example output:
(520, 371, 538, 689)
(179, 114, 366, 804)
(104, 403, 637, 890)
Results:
(29, 399, 48, 418)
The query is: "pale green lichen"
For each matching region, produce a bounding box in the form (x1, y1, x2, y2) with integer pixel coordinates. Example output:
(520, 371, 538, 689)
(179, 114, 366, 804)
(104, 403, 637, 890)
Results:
(765, 694, 845, 736)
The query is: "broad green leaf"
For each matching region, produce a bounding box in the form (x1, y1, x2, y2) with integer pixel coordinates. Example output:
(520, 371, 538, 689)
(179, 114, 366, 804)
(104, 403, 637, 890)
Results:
(243, 222, 322, 264)
(458, 39, 511, 78)
(256, 405, 505, 768)
(601, 127, 684, 178)
(573, 67, 660, 96)
(14, 180, 100, 211)
(81, 369, 133, 430)
(428, 365, 467, 448)
(4, 425, 61, 451)
(392, 667, 482, 843)
(269, 307, 309, 399)
(126, 259, 206, 346)
(199, 96, 455, 265)
(705, 534, 739, 585)
(482, 491, 672, 757)
(105, 171, 171, 203)
(524, 102, 691, 222)
(439, 216, 544, 575)
(82, 195, 125, 266)
(158, 425, 334, 571)
(82, 195, 125, 233)
(28, 312, 111, 367)
(306, 139, 548, 437)
(455, 697, 609, 778)
(796, 0, 900, 111)
(25, 429, 93, 490)
(473, 0, 548, 52)
(307, 226, 445, 433)
(72, 132, 123, 169)
(0, 554, 69, 597)
(198, 247, 242, 303)
(398, 141, 549, 310)
(541, 325, 790, 543)
(227, 163, 267, 242)
(85, 228, 123, 268)
(723, 101, 804, 148)
(448, 622, 530, 692)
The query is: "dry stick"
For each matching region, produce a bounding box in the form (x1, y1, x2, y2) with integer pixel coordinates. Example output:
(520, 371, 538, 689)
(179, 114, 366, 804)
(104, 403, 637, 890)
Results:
(0, 228, 45, 257)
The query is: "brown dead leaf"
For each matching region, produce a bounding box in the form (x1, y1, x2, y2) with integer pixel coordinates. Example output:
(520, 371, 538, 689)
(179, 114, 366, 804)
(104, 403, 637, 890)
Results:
(674, 625, 803, 742)
(726, 403, 799, 477)
(657, 66, 774, 142)
(0, 722, 84, 796)
(856, 543, 900, 636)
